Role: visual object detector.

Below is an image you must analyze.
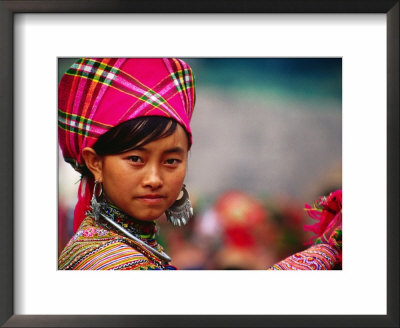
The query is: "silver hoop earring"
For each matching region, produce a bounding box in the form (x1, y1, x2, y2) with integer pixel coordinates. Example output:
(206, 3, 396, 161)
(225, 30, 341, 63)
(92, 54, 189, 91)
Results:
(90, 180, 103, 221)
(165, 184, 193, 227)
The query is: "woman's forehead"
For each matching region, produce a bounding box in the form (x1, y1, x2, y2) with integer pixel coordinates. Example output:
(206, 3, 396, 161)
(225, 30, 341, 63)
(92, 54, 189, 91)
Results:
(132, 125, 189, 153)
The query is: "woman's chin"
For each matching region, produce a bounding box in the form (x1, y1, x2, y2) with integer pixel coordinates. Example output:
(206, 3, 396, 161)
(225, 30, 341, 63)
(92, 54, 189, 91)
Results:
(128, 210, 164, 222)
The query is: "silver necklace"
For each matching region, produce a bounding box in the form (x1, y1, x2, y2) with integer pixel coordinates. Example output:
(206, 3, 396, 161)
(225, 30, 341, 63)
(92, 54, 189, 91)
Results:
(98, 212, 172, 263)
(90, 181, 171, 263)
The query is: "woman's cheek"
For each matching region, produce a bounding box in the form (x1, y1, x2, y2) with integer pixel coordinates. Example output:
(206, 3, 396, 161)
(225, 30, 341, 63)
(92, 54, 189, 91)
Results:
(175, 167, 186, 184)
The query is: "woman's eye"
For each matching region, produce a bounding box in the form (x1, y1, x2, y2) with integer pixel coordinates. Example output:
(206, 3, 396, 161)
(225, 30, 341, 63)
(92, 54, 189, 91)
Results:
(165, 158, 180, 165)
(128, 156, 143, 163)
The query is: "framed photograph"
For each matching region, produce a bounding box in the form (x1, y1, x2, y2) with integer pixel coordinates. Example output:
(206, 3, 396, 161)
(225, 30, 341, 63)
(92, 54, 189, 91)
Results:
(57, 56, 343, 270)
(1, 1, 398, 327)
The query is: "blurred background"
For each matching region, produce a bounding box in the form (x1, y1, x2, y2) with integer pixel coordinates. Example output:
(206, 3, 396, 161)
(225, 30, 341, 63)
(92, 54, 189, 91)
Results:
(58, 58, 342, 269)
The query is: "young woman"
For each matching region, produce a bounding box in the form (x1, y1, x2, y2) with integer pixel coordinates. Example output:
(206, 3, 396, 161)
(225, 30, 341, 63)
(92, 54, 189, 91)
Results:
(58, 57, 341, 270)
(58, 58, 195, 270)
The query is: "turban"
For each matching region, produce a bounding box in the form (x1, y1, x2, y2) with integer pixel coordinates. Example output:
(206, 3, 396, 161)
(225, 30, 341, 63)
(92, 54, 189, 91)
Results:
(58, 58, 196, 231)
(58, 57, 195, 174)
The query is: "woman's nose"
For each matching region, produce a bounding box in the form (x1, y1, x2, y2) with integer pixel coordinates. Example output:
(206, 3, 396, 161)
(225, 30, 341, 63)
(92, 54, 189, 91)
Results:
(142, 165, 163, 189)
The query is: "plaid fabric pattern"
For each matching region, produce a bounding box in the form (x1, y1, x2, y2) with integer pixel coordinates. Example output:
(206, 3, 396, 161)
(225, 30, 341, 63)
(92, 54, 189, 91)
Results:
(58, 58, 195, 173)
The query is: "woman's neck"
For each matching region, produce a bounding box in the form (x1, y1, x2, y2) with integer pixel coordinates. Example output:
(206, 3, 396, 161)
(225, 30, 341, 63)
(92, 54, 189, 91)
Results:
(96, 200, 157, 239)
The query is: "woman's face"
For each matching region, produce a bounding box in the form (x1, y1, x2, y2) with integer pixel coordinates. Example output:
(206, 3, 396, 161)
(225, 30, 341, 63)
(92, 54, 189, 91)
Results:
(99, 124, 189, 221)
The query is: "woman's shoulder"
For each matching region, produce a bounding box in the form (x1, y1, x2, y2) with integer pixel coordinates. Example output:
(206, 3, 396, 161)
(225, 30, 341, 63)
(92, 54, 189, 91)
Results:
(58, 217, 163, 270)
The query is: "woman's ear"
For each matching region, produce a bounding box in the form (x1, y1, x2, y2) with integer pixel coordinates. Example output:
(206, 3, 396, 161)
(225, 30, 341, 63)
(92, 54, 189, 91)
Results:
(82, 147, 103, 182)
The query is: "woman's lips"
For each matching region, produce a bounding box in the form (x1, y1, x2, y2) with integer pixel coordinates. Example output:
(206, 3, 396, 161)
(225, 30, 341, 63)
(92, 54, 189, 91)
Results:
(136, 194, 166, 204)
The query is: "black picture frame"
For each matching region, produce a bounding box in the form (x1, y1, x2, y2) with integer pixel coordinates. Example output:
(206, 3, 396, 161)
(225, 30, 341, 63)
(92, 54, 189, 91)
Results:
(0, 1, 398, 327)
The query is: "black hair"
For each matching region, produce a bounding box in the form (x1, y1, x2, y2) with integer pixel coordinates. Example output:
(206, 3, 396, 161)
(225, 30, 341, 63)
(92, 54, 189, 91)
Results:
(94, 116, 190, 155)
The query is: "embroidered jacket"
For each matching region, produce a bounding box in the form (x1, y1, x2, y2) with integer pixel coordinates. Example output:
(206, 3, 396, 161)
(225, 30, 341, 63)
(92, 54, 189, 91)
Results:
(58, 216, 175, 270)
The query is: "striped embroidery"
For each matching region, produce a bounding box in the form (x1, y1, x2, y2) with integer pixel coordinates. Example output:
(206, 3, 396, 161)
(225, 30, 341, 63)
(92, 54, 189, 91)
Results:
(58, 217, 171, 270)
(267, 244, 340, 270)
(74, 242, 151, 270)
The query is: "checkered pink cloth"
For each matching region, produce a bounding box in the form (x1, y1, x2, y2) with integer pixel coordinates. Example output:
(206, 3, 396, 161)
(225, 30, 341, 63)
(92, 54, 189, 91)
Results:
(58, 58, 195, 173)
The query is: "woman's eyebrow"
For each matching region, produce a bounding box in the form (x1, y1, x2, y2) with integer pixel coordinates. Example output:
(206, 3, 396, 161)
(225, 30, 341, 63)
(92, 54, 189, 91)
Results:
(164, 147, 185, 155)
(130, 146, 185, 154)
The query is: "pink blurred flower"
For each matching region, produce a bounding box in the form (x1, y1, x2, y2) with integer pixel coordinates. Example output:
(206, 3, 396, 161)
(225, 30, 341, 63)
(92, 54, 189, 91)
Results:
(303, 190, 342, 245)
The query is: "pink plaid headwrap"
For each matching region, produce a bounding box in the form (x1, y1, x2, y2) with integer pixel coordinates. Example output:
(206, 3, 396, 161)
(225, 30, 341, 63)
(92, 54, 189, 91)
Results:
(58, 58, 196, 231)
